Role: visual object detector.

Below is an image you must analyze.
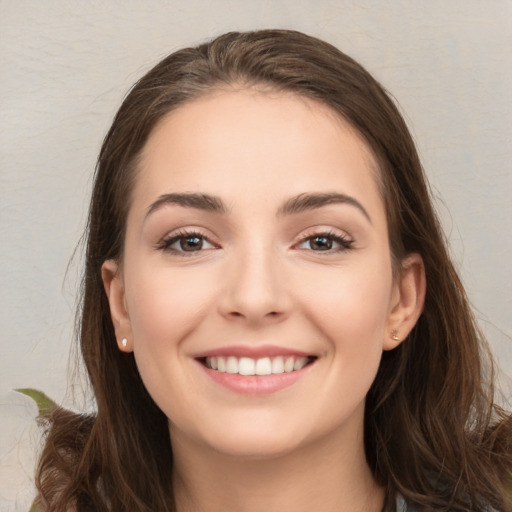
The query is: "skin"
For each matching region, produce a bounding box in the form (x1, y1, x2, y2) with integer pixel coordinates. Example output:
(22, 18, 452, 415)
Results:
(102, 88, 425, 512)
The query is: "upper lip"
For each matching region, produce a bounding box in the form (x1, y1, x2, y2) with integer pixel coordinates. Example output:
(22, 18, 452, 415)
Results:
(193, 344, 314, 359)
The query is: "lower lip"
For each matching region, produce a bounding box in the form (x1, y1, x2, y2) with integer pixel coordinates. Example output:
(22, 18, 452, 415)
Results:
(198, 362, 313, 395)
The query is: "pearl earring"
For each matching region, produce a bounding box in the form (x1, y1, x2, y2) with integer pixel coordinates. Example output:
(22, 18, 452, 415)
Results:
(121, 338, 128, 348)
(391, 330, 400, 342)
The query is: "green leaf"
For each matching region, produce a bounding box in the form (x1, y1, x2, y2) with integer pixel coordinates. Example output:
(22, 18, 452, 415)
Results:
(28, 496, 44, 512)
(16, 388, 57, 416)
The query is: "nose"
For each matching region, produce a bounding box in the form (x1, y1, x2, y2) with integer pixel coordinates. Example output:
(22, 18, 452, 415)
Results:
(217, 245, 291, 326)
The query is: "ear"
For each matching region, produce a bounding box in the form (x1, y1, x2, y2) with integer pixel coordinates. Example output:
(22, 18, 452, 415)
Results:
(384, 253, 426, 351)
(101, 259, 133, 352)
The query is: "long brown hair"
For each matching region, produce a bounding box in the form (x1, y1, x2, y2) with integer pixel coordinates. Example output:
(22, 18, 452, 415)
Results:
(36, 30, 512, 511)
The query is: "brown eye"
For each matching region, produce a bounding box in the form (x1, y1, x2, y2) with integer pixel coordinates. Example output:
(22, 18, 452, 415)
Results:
(296, 232, 353, 252)
(157, 231, 217, 254)
(309, 235, 333, 251)
(179, 236, 203, 251)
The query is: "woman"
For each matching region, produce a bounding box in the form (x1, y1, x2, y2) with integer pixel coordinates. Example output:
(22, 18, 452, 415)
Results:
(35, 30, 512, 511)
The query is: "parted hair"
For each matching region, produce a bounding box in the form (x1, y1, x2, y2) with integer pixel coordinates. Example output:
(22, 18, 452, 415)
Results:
(36, 30, 512, 511)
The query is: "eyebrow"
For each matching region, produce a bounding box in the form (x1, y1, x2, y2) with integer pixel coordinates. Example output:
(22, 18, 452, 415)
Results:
(146, 191, 371, 223)
(276, 192, 371, 223)
(146, 193, 227, 217)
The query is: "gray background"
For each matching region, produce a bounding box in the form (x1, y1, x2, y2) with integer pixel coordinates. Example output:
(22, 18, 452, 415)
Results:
(1, 1, 511, 510)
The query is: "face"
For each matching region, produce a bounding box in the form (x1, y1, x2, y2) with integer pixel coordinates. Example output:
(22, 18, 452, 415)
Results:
(103, 89, 423, 460)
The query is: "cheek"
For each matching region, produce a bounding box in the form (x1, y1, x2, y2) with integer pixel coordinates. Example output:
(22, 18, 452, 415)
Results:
(309, 261, 392, 330)
(298, 257, 393, 374)
(309, 262, 393, 410)
(123, 265, 215, 401)
(126, 266, 215, 346)
(123, 266, 218, 421)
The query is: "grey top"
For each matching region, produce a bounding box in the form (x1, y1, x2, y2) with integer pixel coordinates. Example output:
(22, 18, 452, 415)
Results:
(396, 495, 497, 512)
(396, 495, 416, 511)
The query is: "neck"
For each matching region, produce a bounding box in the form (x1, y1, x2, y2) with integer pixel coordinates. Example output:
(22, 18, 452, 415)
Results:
(171, 416, 384, 512)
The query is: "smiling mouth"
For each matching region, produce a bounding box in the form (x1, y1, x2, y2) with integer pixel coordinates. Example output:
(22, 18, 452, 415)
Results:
(198, 355, 317, 376)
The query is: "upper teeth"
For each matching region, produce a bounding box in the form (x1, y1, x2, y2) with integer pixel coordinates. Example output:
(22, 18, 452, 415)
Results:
(205, 356, 310, 375)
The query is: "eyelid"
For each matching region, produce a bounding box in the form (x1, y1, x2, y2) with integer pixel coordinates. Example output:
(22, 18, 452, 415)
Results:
(154, 226, 353, 255)
(293, 228, 354, 252)
(155, 228, 220, 254)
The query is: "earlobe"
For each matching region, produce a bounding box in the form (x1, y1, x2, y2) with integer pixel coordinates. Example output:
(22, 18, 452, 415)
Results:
(101, 259, 133, 352)
(384, 253, 426, 351)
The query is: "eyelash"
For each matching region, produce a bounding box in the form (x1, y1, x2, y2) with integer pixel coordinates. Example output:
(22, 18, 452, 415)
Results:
(155, 229, 217, 255)
(156, 229, 353, 255)
(296, 230, 354, 253)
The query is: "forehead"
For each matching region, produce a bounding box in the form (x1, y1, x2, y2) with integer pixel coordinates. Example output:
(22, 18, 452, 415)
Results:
(132, 89, 384, 221)
(145, 87, 377, 163)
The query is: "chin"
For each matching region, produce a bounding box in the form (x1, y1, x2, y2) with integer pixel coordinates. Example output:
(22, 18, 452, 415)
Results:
(190, 414, 312, 460)
(208, 432, 305, 461)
